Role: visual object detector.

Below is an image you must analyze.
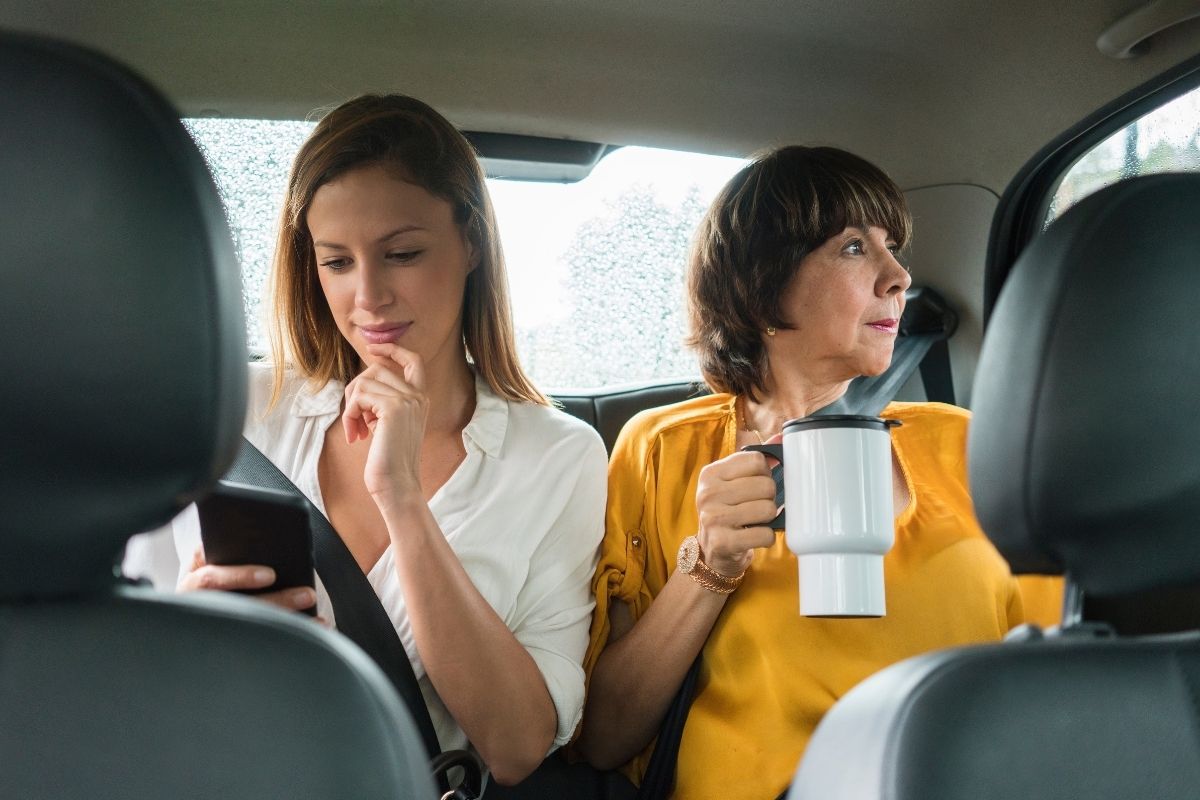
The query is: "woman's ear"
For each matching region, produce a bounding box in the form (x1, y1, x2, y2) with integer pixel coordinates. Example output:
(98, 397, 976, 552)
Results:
(464, 229, 481, 273)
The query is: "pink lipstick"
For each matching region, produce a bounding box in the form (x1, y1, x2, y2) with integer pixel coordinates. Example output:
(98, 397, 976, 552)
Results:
(359, 323, 411, 344)
(866, 318, 899, 333)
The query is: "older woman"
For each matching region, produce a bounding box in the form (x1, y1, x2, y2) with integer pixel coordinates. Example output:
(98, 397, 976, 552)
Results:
(576, 145, 1059, 799)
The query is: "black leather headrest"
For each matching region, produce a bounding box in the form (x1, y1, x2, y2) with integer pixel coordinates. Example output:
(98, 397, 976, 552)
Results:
(970, 173, 1200, 596)
(0, 33, 246, 598)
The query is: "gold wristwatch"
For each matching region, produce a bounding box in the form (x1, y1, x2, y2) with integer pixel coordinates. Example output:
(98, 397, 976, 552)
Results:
(677, 535, 745, 594)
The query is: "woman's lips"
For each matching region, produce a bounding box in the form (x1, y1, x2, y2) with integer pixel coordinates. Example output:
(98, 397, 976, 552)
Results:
(359, 323, 411, 344)
(866, 318, 899, 333)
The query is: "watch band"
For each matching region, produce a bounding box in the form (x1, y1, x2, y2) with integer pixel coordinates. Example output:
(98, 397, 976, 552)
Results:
(689, 558, 744, 594)
(678, 535, 745, 594)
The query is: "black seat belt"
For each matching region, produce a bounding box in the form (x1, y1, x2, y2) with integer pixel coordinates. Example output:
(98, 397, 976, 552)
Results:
(225, 439, 480, 796)
(638, 286, 960, 799)
(902, 285, 958, 407)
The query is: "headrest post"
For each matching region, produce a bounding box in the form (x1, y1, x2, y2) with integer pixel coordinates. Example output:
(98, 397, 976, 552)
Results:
(1061, 577, 1084, 629)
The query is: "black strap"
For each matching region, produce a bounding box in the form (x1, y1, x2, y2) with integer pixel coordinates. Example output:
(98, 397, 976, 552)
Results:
(918, 338, 955, 406)
(834, 331, 939, 416)
(901, 285, 957, 407)
(225, 439, 444, 762)
(825, 285, 959, 414)
(635, 287, 960, 799)
(635, 658, 701, 800)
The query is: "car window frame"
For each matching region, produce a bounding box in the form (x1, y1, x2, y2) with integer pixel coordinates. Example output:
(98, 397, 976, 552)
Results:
(985, 51, 1200, 324)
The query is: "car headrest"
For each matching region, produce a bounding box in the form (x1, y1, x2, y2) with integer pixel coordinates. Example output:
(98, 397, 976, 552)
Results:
(970, 173, 1200, 597)
(0, 33, 246, 599)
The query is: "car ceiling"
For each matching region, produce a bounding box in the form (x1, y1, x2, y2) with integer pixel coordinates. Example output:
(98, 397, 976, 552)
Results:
(3, 0, 1199, 193)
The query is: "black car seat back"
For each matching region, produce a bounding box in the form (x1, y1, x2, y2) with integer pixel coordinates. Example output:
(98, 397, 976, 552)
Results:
(0, 34, 246, 597)
(0, 32, 433, 799)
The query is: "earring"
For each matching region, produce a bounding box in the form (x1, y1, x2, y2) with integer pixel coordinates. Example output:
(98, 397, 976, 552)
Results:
(766, 326, 776, 336)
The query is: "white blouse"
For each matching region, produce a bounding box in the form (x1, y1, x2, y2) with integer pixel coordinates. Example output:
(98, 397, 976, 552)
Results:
(123, 361, 607, 753)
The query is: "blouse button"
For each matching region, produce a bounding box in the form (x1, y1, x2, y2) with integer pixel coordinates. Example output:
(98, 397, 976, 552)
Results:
(631, 535, 643, 548)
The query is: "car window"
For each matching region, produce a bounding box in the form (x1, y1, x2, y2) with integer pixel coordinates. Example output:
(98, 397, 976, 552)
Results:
(1046, 83, 1200, 225)
(184, 118, 745, 390)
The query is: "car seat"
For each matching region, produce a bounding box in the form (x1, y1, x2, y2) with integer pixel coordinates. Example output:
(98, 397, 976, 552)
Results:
(0, 31, 433, 799)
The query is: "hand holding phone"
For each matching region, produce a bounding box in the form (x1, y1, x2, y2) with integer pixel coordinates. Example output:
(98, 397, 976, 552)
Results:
(192, 480, 318, 616)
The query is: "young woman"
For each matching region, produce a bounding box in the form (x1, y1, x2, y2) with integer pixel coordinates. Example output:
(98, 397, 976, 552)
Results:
(125, 95, 607, 786)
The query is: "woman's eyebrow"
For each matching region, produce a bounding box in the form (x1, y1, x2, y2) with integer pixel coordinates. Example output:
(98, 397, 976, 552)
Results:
(848, 224, 898, 242)
(377, 225, 427, 243)
(312, 225, 428, 249)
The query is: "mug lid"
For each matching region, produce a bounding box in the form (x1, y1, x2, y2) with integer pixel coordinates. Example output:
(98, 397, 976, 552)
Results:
(782, 415, 902, 433)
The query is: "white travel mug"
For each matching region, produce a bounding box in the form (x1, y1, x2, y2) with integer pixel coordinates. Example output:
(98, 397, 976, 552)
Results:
(744, 415, 900, 617)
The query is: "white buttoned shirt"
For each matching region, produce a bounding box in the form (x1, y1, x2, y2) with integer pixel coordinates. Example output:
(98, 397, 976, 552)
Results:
(124, 362, 607, 753)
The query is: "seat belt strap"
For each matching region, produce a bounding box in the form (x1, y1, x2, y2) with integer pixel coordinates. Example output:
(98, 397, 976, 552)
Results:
(919, 338, 956, 406)
(900, 285, 958, 406)
(635, 657, 701, 799)
(829, 332, 939, 416)
(225, 438, 444, 762)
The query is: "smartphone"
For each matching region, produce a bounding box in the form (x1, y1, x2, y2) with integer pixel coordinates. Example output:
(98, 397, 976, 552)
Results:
(196, 480, 317, 616)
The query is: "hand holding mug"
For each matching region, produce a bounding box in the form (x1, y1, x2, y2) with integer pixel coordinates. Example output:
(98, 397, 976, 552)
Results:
(693, 448, 780, 578)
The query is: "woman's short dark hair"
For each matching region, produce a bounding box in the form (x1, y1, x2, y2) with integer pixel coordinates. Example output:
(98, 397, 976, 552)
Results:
(686, 145, 912, 400)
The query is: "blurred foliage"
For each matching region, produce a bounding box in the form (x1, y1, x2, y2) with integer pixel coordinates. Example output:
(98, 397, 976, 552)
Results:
(516, 185, 706, 388)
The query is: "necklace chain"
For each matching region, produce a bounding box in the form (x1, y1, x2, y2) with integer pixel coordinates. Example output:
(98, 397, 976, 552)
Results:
(738, 398, 767, 445)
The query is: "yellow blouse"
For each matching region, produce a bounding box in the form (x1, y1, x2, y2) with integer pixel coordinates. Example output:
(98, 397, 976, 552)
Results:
(584, 394, 1062, 799)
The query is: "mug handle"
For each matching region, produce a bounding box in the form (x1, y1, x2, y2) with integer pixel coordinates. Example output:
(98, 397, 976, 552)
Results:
(741, 443, 785, 530)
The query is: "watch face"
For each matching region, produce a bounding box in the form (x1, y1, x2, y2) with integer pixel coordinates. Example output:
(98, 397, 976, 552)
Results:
(678, 536, 700, 573)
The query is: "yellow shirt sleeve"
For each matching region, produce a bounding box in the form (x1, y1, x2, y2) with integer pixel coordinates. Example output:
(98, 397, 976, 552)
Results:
(582, 412, 654, 684)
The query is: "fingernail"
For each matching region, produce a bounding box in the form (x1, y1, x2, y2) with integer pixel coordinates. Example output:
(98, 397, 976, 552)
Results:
(291, 588, 315, 608)
(254, 568, 275, 585)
